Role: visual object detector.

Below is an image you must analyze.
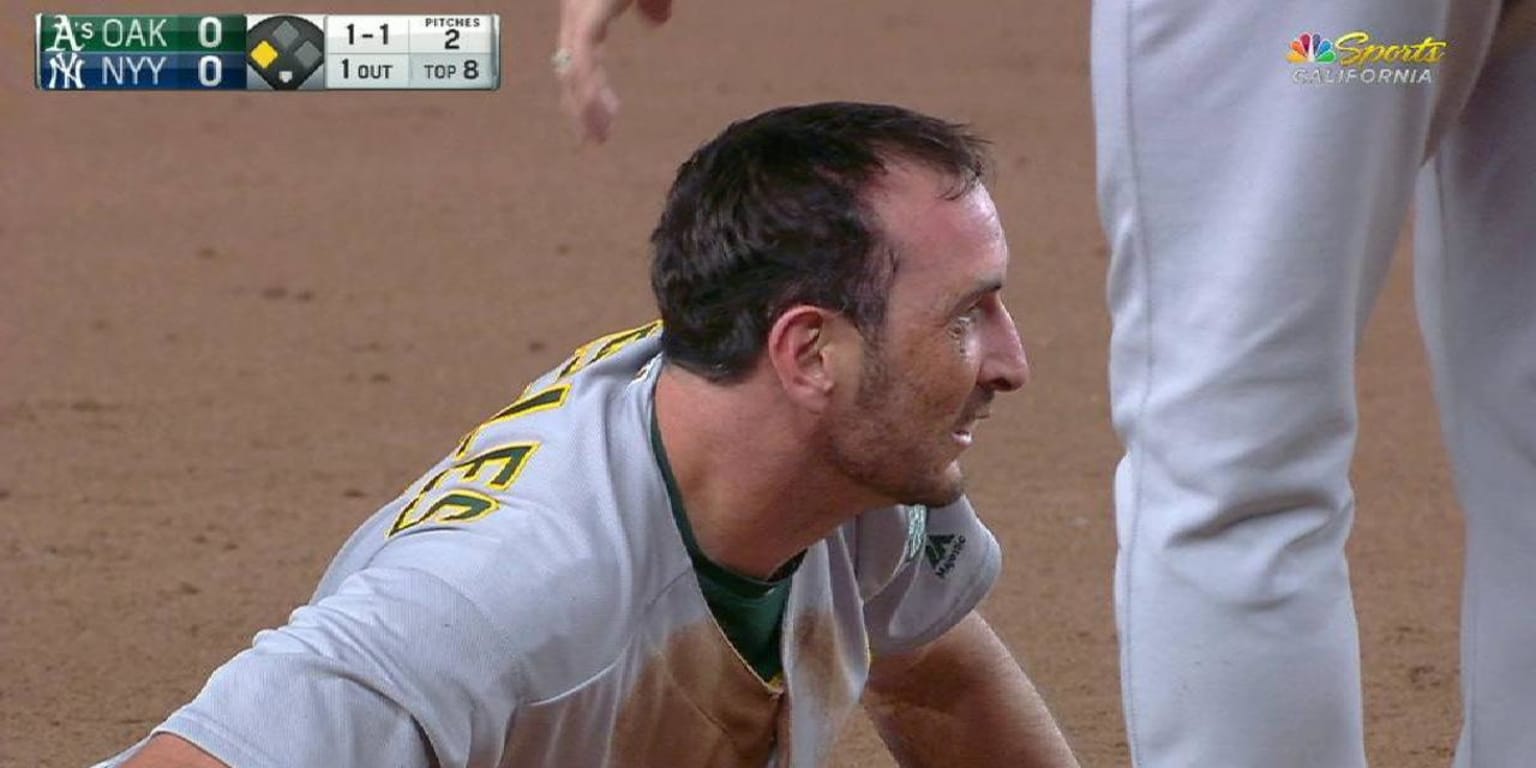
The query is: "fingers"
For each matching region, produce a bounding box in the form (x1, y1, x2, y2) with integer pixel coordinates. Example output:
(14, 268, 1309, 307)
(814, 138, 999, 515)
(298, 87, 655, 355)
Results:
(556, 49, 620, 143)
(636, 0, 673, 24)
(555, 0, 633, 143)
(559, 62, 620, 143)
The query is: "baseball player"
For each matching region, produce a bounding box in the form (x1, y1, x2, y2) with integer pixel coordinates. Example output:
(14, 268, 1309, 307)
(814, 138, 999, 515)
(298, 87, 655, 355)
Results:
(557, 1, 1536, 766)
(94, 103, 1079, 767)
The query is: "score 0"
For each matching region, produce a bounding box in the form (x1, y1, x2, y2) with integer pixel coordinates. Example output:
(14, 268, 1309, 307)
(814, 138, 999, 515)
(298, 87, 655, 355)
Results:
(187, 15, 244, 89)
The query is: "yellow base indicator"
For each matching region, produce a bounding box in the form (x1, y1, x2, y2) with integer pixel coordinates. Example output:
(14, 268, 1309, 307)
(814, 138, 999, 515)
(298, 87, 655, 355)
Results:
(250, 39, 279, 69)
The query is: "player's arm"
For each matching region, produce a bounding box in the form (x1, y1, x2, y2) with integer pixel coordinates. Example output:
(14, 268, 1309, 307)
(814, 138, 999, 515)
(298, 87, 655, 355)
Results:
(554, 0, 674, 142)
(862, 610, 1079, 768)
(97, 553, 521, 768)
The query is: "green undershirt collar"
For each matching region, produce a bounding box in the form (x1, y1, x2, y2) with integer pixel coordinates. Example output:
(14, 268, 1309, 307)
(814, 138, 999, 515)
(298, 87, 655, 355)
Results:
(649, 400, 802, 683)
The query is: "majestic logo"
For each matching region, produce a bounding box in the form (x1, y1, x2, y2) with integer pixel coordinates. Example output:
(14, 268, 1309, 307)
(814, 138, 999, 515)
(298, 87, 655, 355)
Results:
(924, 534, 966, 579)
(1288, 33, 1335, 63)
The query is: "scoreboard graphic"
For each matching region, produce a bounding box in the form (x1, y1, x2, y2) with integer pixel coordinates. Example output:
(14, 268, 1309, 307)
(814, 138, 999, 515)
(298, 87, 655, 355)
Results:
(35, 13, 500, 91)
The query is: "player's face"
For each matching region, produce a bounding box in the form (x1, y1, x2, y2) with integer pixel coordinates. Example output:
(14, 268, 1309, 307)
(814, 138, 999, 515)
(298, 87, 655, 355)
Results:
(825, 167, 1030, 506)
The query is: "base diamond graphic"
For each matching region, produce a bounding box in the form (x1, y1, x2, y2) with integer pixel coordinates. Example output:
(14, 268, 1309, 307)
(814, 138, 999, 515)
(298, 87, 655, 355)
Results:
(250, 40, 279, 69)
(293, 41, 321, 70)
(246, 15, 325, 90)
(272, 20, 300, 50)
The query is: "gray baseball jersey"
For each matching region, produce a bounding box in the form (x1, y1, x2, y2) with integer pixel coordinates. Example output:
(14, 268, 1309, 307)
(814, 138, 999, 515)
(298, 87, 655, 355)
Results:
(94, 321, 1001, 768)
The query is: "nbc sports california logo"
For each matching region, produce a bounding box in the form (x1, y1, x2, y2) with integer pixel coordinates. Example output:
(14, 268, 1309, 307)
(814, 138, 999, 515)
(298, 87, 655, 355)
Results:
(1288, 30, 1448, 85)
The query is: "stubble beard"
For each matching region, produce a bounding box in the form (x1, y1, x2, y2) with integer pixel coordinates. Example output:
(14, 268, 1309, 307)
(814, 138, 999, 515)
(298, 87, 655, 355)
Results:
(823, 340, 966, 508)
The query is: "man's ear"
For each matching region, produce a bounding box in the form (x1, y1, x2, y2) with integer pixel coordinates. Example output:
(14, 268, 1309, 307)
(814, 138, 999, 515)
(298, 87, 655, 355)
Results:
(766, 306, 854, 413)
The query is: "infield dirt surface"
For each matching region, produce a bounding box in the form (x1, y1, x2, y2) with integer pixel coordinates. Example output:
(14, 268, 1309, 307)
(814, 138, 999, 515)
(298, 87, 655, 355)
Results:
(4, 1, 1463, 765)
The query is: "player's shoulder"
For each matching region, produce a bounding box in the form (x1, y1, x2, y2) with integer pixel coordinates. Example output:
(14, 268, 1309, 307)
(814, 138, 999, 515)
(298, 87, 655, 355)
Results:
(842, 496, 997, 599)
(322, 321, 685, 694)
(356, 493, 688, 698)
(516, 320, 665, 400)
(380, 320, 665, 540)
(842, 504, 929, 599)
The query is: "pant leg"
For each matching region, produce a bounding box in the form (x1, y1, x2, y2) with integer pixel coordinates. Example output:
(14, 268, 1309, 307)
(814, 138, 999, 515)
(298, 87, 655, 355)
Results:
(1091, 1, 1499, 764)
(1413, 28, 1536, 768)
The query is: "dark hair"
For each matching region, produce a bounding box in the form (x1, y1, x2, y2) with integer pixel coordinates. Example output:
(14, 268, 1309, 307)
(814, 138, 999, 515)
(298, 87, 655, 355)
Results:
(650, 101, 991, 383)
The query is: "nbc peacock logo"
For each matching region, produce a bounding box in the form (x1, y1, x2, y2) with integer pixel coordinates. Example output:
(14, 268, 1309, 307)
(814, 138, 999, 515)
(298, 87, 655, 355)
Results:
(1288, 32, 1336, 63)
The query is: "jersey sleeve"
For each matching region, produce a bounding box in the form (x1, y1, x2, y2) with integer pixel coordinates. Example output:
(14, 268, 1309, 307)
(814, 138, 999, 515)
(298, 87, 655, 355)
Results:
(854, 497, 1002, 656)
(151, 531, 528, 768)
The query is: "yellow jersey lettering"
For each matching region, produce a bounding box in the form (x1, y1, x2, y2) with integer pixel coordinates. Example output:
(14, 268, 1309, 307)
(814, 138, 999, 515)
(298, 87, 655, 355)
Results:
(557, 320, 663, 380)
(456, 442, 539, 490)
(430, 490, 500, 524)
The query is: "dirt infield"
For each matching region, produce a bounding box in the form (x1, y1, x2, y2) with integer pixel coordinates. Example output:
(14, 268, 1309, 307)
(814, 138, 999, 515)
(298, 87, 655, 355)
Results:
(3, 1, 1463, 765)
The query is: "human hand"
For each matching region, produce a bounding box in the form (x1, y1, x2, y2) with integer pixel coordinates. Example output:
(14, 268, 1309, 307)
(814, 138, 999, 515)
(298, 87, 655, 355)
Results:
(554, 0, 674, 143)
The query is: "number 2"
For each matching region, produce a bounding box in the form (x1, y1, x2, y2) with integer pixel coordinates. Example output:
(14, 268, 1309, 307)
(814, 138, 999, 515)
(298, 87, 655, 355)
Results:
(445, 28, 460, 50)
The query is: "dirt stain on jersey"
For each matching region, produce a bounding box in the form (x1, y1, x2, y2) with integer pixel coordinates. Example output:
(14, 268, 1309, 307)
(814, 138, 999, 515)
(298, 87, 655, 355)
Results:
(777, 610, 861, 766)
(610, 620, 784, 768)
